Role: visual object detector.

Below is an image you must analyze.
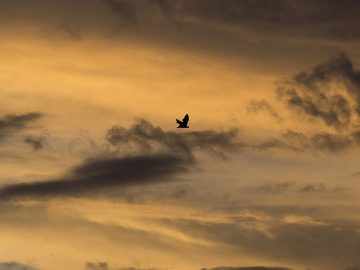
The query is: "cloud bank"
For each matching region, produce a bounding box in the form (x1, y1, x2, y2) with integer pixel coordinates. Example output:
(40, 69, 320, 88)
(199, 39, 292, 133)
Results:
(0, 112, 43, 142)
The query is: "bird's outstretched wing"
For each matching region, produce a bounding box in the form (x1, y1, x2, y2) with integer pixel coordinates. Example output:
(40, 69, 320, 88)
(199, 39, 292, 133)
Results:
(182, 114, 189, 125)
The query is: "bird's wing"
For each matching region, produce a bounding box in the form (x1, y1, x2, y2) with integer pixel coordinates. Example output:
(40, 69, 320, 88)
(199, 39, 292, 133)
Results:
(182, 114, 189, 124)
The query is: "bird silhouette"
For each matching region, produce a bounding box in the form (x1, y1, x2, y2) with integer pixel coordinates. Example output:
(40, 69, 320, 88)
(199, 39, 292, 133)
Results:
(176, 114, 189, 128)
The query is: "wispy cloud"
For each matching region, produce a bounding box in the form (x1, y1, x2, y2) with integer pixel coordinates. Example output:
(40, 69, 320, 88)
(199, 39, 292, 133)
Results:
(0, 112, 43, 142)
(0, 118, 240, 199)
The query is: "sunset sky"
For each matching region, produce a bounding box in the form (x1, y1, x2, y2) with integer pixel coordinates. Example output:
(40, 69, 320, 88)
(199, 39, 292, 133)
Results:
(1, 1, 360, 270)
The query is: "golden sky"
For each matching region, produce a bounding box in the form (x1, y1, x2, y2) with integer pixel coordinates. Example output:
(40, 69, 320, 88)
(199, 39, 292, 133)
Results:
(1, 1, 360, 270)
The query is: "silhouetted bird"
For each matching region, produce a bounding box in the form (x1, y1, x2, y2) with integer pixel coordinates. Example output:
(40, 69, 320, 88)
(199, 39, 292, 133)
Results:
(176, 114, 189, 128)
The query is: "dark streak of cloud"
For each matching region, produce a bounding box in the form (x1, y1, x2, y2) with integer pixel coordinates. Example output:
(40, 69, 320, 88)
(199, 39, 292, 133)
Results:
(86, 261, 159, 270)
(294, 130, 352, 152)
(0, 119, 240, 199)
(23, 134, 48, 151)
(0, 262, 38, 270)
(101, 0, 360, 41)
(1, 1, 360, 44)
(170, 0, 360, 40)
(0, 112, 43, 141)
(85, 262, 291, 270)
(247, 100, 283, 121)
(86, 262, 109, 270)
(278, 52, 360, 130)
(248, 53, 360, 153)
(242, 182, 345, 194)
(259, 129, 355, 153)
(200, 267, 291, 270)
(41, 24, 82, 40)
(344, 266, 360, 270)
(166, 216, 360, 270)
(102, 0, 138, 23)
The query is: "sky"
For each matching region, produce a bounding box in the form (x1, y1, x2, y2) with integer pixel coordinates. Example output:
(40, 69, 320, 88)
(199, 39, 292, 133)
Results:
(1, 1, 360, 270)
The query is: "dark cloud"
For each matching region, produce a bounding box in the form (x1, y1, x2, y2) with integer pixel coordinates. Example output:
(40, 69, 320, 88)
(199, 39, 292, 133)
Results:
(310, 132, 352, 152)
(278, 52, 360, 130)
(247, 100, 283, 121)
(0, 153, 190, 199)
(1, 0, 357, 75)
(85, 262, 291, 270)
(40, 24, 82, 40)
(260, 129, 355, 153)
(105, 118, 241, 158)
(247, 52, 360, 153)
(254, 139, 293, 152)
(0, 112, 43, 141)
(200, 267, 291, 270)
(254, 182, 294, 193)
(85, 261, 159, 270)
(23, 134, 48, 151)
(86, 262, 109, 270)
(242, 182, 344, 194)
(57, 0, 360, 41)
(178, 1, 360, 41)
(0, 262, 38, 270)
(300, 183, 327, 193)
(165, 215, 360, 270)
(0, 119, 240, 199)
(0, 6, 358, 102)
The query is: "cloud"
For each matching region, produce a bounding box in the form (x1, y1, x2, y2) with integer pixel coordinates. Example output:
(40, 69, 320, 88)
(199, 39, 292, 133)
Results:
(85, 262, 291, 270)
(86, 261, 159, 270)
(101, 0, 360, 41)
(102, 0, 138, 24)
(285, 130, 352, 153)
(241, 181, 344, 194)
(105, 118, 241, 158)
(0, 112, 43, 142)
(345, 266, 360, 270)
(23, 134, 48, 151)
(278, 52, 360, 130)
(86, 262, 109, 270)
(258, 129, 355, 153)
(0, 118, 240, 199)
(0, 262, 38, 270)
(164, 213, 360, 270)
(2, 0, 359, 78)
(247, 100, 283, 121)
(200, 267, 291, 270)
(246, 52, 360, 153)
(169, 0, 360, 39)
(0, 153, 190, 199)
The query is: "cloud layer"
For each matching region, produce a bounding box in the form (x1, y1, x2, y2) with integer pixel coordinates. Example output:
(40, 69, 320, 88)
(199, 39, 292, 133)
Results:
(249, 52, 360, 153)
(0, 262, 38, 270)
(278, 53, 360, 130)
(0, 119, 239, 199)
(0, 112, 43, 142)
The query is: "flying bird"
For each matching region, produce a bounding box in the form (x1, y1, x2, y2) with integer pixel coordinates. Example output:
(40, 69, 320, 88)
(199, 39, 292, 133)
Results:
(176, 114, 189, 128)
